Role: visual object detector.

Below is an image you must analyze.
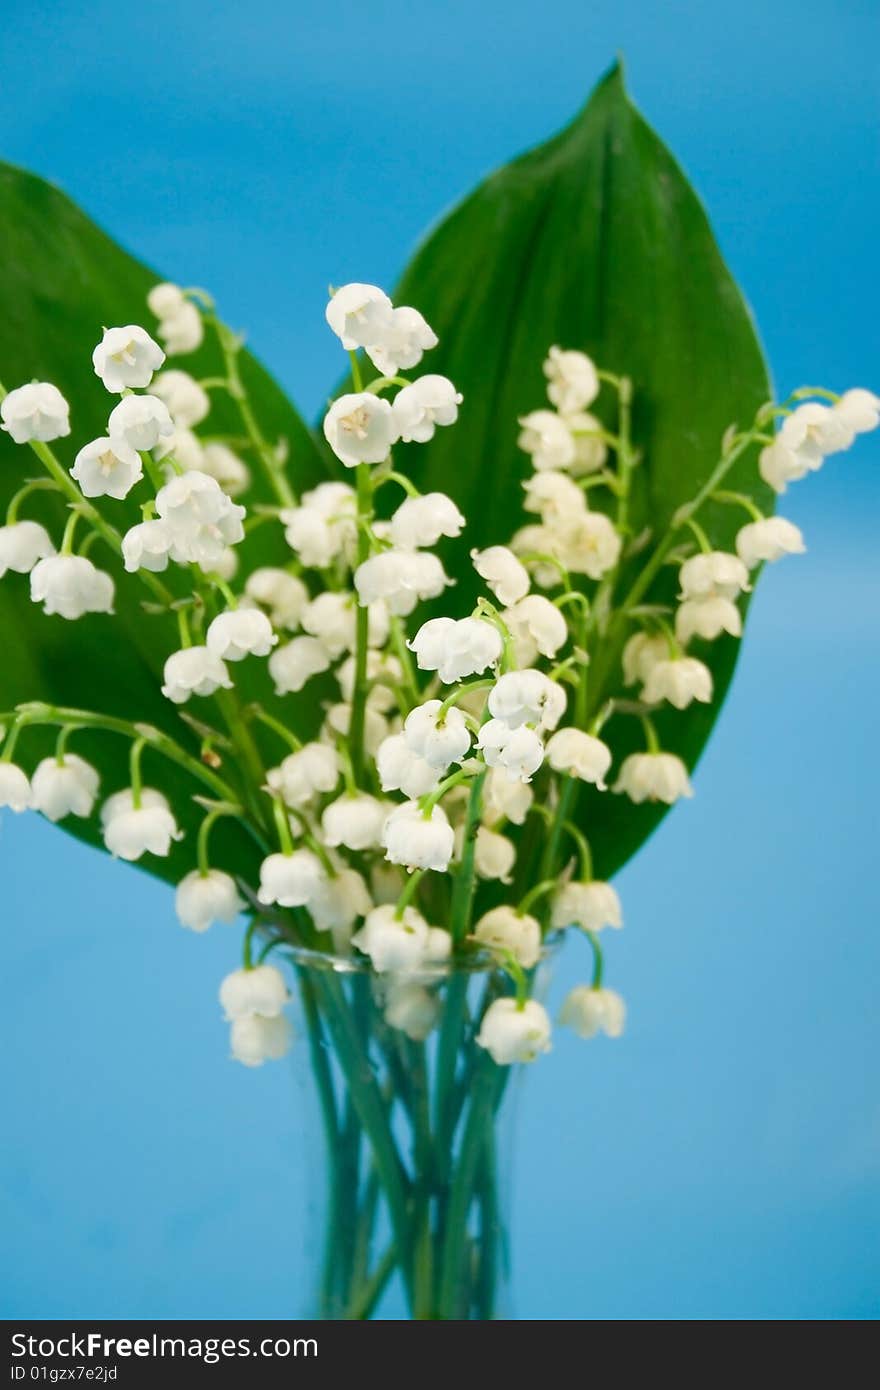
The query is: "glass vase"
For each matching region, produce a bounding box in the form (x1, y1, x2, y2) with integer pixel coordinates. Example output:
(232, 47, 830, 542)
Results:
(287, 943, 554, 1320)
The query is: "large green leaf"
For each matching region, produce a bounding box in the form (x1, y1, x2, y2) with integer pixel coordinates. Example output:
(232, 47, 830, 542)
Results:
(0, 161, 328, 885)
(385, 61, 772, 878)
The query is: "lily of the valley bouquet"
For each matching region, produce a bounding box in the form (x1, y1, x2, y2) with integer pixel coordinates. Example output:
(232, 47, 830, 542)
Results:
(0, 67, 874, 1320)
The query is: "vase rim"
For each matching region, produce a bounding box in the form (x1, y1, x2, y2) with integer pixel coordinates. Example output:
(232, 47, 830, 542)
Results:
(280, 934, 562, 979)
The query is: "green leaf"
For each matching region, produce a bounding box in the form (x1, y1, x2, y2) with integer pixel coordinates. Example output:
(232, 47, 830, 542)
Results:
(0, 160, 328, 886)
(386, 61, 772, 878)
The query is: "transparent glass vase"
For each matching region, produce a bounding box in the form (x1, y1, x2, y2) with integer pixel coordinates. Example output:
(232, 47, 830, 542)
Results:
(286, 943, 555, 1320)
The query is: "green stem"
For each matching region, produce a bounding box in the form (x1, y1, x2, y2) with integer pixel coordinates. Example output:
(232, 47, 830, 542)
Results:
(394, 869, 425, 918)
(5, 477, 62, 524)
(129, 737, 147, 808)
(346, 1244, 397, 1320)
(588, 930, 604, 988)
(207, 317, 295, 507)
(620, 429, 763, 615)
(437, 1059, 506, 1318)
(348, 462, 373, 780)
(18, 432, 173, 606)
(8, 703, 242, 810)
(251, 706, 302, 752)
(312, 972, 414, 1303)
(196, 807, 229, 874)
(271, 795, 295, 854)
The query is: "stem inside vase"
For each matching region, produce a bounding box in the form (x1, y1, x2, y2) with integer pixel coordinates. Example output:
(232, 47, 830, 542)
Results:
(293, 955, 523, 1320)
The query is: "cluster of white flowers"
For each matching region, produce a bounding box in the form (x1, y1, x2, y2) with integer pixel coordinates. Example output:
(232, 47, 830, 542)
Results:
(1, 277, 876, 1070)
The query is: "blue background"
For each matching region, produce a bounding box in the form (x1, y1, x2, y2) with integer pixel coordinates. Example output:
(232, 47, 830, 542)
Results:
(1, 0, 877, 1320)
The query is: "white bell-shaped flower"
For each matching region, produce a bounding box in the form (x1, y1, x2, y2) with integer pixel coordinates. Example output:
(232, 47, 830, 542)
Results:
(481, 766, 533, 825)
(781, 401, 853, 456)
(0, 521, 55, 577)
(488, 669, 566, 732)
(559, 985, 625, 1039)
(323, 392, 397, 466)
(257, 849, 326, 908)
(150, 369, 210, 428)
(302, 589, 389, 656)
(176, 869, 245, 932)
(1, 382, 71, 443)
(471, 826, 515, 882)
(310, 868, 372, 953)
(267, 743, 340, 808)
(121, 519, 175, 574)
(321, 793, 388, 852)
(268, 636, 331, 694)
(161, 646, 233, 703)
(425, 926, 453, 963)
(389, 491, 465, 549)
(206, 608, 277, 661)
(0, 762, 32, 812)
(147, 283, 187, 318)
(473, 905, 541, 966)
(107, 394, 174, 452)
(282, 506, 341, 568)
(93, 325, 165, 392)
(244, 568, 309, 629)
(545, 728, 612, 786)
(543, 346, 599, 414)
(471, 545, 530, 607)
(679, 551, 749, 601)
(325, 283, 393, 349)
(155, 471, 245, 567)
(211, 547, 239, 582)
(512, 517, 565, 577)
(622, 632, 669, 686)
(30, 555, 114, 620)
(517, 409, 575, 471)
(71, 436, 143, 500)
(735, 517, 805, 568)
(220, 963, 289, 1020)
(501, 595, 568, 664)
(613, 752, 694, 805)
(230, 1013, 293, 1067)
(408, 616, 503, 684)
(157, 301, 203, 356)
(376, 734, 440, 798)
(477, 720, 544, 783)
(758, 436, 821, 493)
(476, 998, 552, 1065)
(30, 754, 99, 821)
(834, 388, 880, 435)
(551, 881, 622, 932)
(281, 481, 357, 567)
(566, 411, 609, 474)
(352, 903, 430, 973)
(675, 596, 742, 644)
(522, 469, 586, 521)
(354, 549, 450, 616)
(383, 981, 440, 1040)
(392, 375, 462, 443)
(382, 800, 455, 872)
(403, 699, 471, 768)
(198, 443, 250, 497)
(641, 655, 713, 709)
(365, 304, 438, 375)
(552, 510, 621, 580)
(101, 787, 182, 860)
(155, 427, 205, 475)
